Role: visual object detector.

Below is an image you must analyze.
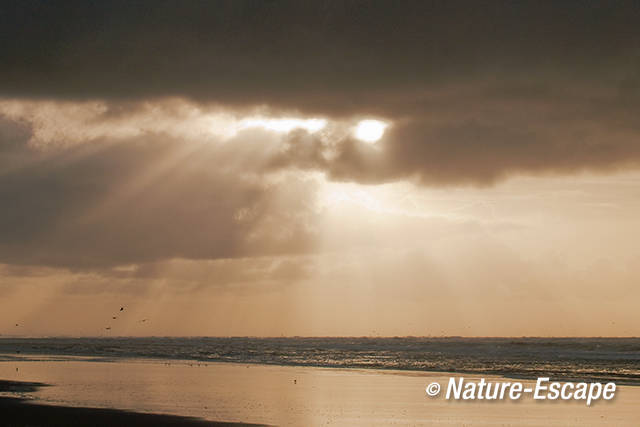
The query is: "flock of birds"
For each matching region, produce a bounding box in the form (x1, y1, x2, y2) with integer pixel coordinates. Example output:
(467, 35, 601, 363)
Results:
(104, 306, 149, 332)
(13, 306, 150, 333)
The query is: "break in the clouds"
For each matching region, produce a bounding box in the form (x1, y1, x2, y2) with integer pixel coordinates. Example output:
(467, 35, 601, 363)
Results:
(2, 1, 640, 184)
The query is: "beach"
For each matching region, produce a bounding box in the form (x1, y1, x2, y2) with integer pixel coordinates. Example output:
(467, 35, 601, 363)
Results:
(1, 358, 638, 426)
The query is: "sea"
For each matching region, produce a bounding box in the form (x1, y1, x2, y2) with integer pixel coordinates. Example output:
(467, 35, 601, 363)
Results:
(1, 337, 639, 385)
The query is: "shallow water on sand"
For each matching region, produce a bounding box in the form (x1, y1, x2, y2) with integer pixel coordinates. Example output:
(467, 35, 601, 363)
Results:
(1, 358, 638, 426)
(2, 337, 640, 385)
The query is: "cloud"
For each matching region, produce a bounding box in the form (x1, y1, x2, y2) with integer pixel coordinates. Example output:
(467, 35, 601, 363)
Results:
(274, 102, 640, 185)
(0, 115, 319, 268)
(4, 1, 639, 184)
(2, 1, 640, 274)
(1, 1, 638, 110)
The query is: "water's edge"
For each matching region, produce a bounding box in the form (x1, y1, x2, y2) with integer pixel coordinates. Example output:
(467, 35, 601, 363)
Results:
(2, 337, 639, 385)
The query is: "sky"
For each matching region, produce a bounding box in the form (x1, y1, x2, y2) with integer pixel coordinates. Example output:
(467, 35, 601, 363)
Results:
(1, 1, 639, 336)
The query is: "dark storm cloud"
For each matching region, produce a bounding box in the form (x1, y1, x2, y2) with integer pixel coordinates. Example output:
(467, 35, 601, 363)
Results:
(2, 0, 640, 184)
(275, 111, 640, 185)
(380, 117, 640, 185)
(2, 0, 639, 111)
(0, 118, 317, 268)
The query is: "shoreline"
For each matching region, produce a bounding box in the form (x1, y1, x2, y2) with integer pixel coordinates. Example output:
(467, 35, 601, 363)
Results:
(4, 351, 640, 387)
(2, 336, 637, 388)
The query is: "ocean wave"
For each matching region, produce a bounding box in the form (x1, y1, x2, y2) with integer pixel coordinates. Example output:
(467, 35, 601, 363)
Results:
(1, 337, 639, 385)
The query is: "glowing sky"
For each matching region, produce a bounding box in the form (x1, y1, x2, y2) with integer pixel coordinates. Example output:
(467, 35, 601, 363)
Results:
(1, 1, 639, 336)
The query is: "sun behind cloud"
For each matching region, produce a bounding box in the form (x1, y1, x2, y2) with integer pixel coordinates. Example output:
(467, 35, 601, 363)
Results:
(354, 119, 387, 143)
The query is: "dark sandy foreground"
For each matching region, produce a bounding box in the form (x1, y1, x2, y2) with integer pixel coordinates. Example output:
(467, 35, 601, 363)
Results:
(0, 380, 263, 427)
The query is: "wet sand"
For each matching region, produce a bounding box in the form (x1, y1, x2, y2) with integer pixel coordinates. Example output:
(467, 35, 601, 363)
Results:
(1, 359, 638, 426)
